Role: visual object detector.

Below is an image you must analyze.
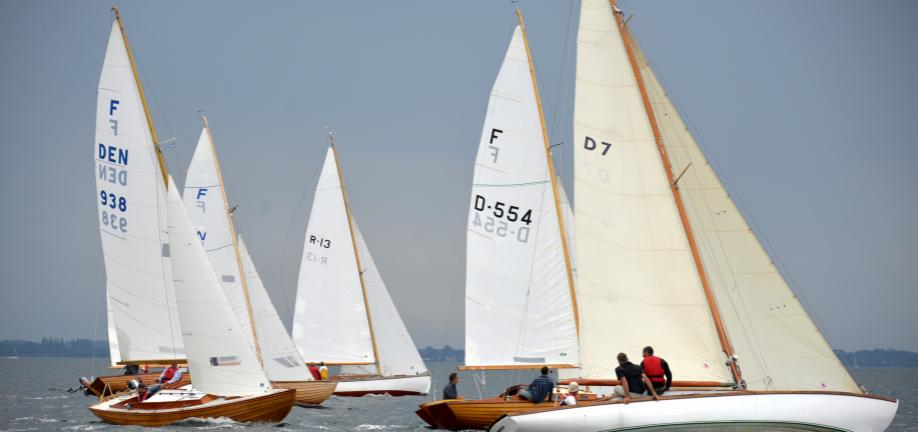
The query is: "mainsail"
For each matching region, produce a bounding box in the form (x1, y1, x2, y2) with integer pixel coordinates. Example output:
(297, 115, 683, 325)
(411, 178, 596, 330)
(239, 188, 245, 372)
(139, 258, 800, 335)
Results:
(166, 179, 269, 396)
(292, 146, 375, 365)
(573, 0, 733, 383)
(94, 19, 183, 364)
(633, 39, 860, 392)
(464, 23, 579, 370)
(182, 124, 312, 382)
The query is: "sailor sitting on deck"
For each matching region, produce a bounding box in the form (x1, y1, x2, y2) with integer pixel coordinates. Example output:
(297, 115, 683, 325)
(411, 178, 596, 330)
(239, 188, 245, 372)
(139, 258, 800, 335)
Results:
(156, 363, 183, 385)
(134, 381, 161, 402)
(518, 366, 554, 403)
(613, 353, 660, 404)
(319, 362, 329, 380)
(307, 363, 322, 380)
(560, 381, 580, 406)
(640, 346, 672, 394)
(442, 372, 463, 400)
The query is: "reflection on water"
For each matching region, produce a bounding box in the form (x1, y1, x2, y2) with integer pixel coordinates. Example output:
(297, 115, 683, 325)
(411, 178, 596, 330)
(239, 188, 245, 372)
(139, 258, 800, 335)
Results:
(0, 358, 915, 431)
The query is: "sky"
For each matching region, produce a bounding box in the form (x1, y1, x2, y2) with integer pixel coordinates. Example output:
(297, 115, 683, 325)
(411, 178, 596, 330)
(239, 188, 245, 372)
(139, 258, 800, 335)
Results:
(0, 0, 916, 354)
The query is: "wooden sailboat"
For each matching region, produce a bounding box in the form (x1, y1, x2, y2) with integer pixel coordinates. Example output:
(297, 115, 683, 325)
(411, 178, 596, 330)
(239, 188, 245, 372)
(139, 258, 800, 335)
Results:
(291, 134, 431, 397)
(181, 118, 336, 405)
(416, 10, 614, 430)
(490, 1, 899, 431)
(87, 8, 295, 425)
(81, 5, 191, 398)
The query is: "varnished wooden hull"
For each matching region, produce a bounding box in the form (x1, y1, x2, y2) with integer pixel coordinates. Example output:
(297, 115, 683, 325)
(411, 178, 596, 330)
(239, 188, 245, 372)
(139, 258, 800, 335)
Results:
(416, 395, 608, 430)
(81, 373, 191, 397)
(272, 380, 337, 405)
(88, 388, 295, 426)
(332, 374, 430, 397)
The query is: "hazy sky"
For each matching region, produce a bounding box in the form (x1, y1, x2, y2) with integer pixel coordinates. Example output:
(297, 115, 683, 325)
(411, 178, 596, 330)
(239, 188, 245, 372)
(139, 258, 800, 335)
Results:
(1, 0, 916, 353)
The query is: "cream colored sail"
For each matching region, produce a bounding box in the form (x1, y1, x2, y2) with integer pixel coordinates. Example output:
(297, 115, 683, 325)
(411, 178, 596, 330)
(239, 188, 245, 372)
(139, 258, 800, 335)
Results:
(465, 25, 579, 369)
(166, 179, 270, 396)
(573, 0, 732, 383)
(292, 147, 375, 365)
(105, 296, 121, 365)
(94, 20, 183, 363)
(634, 43, 860, 392)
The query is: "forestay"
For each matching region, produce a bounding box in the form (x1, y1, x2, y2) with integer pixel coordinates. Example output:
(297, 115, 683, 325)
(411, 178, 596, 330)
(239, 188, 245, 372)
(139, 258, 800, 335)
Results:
(634, 42, 860, 392)
(237, 236, 312, 381)
(353, 221, 428, 377)
(166, 180, 269, 396)
(465, 26, 579, 369)
(94, 20, 183, 363)
(573, 0, 732, 382)
(292, 147, 375, 365)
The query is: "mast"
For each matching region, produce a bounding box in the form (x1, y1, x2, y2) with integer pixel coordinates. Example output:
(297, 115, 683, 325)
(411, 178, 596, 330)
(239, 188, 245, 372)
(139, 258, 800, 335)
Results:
(111, 6, 169, 187)
(328, 131, 382, 374)
(516, 9, 580, 336)
(611, 0, 743, 386)
(201, 115, 264, 367)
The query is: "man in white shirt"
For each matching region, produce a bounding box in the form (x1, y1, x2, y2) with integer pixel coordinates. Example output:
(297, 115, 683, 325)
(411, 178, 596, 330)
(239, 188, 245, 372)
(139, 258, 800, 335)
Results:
(560, 382, 579, 406)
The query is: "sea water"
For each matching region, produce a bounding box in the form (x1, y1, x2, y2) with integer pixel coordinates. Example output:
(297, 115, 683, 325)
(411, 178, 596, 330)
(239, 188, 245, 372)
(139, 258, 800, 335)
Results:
(0, 358, 915, 431)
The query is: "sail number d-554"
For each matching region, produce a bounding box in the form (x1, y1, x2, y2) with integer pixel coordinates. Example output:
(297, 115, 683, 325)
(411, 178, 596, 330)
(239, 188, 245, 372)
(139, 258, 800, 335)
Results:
(471, 195, 533, 243)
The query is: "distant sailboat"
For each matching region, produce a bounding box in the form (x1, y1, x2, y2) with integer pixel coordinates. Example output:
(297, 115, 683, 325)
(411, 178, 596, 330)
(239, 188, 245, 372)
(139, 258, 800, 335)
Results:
(81, 5, 189, 397)
(416, 11, 609, 430)
(491, 1, 898, 430)
(87, 8, 294, 425)
(291, 134, 431, 397)
(181, 118, 337, 405)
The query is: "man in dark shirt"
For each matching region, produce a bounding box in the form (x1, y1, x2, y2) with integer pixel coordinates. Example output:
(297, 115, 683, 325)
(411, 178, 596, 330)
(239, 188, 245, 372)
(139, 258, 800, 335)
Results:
(518, 366, 555, 403)
(614, 353, 660, 404)
(442, 372, 462, 400)
(640, 346, 673, 394)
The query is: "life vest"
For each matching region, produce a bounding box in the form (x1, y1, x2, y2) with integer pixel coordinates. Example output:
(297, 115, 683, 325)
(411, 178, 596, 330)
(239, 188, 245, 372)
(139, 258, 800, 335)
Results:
(642, 356, 666, 383)
(161, 367, 177, 381)
(308, 365, 322, 380)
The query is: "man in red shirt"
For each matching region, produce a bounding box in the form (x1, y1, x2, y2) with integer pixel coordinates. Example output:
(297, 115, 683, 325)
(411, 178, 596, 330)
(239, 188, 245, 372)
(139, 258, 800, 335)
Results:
(641, 346, 672, 394)
(307, 363, 323, 380)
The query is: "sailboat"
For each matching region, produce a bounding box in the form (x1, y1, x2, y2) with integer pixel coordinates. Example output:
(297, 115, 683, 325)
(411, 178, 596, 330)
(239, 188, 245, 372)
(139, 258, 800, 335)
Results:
(291, 134, 431, 397)
(416, 11, 613, 431)
(80, 6, 191, 398)
(490, 1, 899, 431)
(180, 118, 337, 405)
(87, 8, 295, 426)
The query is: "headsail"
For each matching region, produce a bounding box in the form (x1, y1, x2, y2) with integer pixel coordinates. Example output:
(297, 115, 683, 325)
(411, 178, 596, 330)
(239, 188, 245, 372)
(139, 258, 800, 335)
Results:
(634, 41, 860, 392)
(464, 25, 579, 369)
(182, 125, 311, 382)
(166, 179, 269, 396)
(292, 147, 375, 365)
(94, 19, 183, 364)
(573, 0, 732, 383)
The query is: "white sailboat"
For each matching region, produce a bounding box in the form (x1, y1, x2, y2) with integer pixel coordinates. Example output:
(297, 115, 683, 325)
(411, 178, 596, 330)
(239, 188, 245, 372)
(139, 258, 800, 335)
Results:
(181, 119, 336, 405)
(87, 8, 294, 425)
(291, 135, 430, 396)
(491, 1, 898, 430)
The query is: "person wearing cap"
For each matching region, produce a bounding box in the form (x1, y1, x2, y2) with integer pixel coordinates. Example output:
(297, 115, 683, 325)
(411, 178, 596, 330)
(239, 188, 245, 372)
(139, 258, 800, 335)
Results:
(560, 382, 580, 406)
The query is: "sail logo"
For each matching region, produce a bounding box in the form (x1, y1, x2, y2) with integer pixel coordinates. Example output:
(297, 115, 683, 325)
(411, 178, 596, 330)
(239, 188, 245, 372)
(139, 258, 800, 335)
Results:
(488, 128, 503, 163)
(196, 188, 208, 213)
(583, 136, 612, 155)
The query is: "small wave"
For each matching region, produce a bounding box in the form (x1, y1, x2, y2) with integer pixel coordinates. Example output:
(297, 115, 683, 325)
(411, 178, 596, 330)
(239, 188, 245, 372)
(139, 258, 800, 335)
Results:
(354, 425, 400, 431)
(172, 416, 244, 429)
(61, 425, 107, 431)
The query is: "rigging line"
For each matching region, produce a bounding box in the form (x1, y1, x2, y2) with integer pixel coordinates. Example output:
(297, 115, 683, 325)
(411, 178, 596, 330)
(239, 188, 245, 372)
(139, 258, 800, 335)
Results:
(547, 0, 577, 183)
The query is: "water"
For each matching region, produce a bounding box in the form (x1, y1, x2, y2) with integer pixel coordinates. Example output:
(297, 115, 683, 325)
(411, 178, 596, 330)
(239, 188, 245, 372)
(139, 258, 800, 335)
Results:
(0, 358, 915, 431)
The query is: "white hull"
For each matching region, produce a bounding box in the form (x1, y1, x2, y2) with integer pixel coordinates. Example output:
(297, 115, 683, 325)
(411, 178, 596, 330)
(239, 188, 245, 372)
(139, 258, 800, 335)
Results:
(489, 392, 898, 432)
(333, 374, 430, 396)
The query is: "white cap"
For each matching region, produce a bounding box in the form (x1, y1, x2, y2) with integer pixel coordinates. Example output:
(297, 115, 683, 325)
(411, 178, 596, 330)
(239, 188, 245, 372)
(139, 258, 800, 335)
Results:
(568, 382, 579, 393)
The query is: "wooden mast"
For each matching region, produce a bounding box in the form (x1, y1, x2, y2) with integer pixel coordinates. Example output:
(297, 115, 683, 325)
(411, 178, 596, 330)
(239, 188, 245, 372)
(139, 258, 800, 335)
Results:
(516, 9, 580, 337)
(611, 0, 743, 387)
(112, 6, 168, 187)
(328, 131, 382, 374)
(201, 115, 264, 367)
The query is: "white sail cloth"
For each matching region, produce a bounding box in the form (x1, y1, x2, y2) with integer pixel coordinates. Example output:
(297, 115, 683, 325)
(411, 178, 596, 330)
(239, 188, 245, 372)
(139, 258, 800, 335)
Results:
(573, 0, 732, 383)
(166, 179, 270, 396)
(94, 21, 183, 363)
(292, 147, 375, 365)
(182, 127, 311, 382)
(464, 25, 579, 369)
(634, 43, 860, 392)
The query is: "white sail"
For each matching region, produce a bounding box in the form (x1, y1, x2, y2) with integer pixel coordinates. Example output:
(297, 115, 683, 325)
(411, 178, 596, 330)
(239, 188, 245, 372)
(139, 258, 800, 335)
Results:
(166, 179, 270, 396)
(292, 147, 375, 365)
(182, 127, 254, 347)
(573, 0, 732, 383)
(635, 44, 860, 392)
(94, 21, 183, 363)
(353, 221, 428, 377)
(558, 179, 576, 281)
(237, 236, 313, 382)
(105, 296, 121, 365)
(464, 26, 579, 369)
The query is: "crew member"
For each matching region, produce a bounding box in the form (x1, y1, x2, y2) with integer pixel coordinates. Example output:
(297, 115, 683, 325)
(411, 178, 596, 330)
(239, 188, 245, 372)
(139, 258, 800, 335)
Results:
(640, 346, 672, 394)
(613, 353, 660, 404)
(560, 382, 579, 406)
(307, 363, 322, 380)
(443, 372, 463, 400)
(319, 362, 329, 380)
(518, 366, 554, 404)
(157, 363, 183, 385)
